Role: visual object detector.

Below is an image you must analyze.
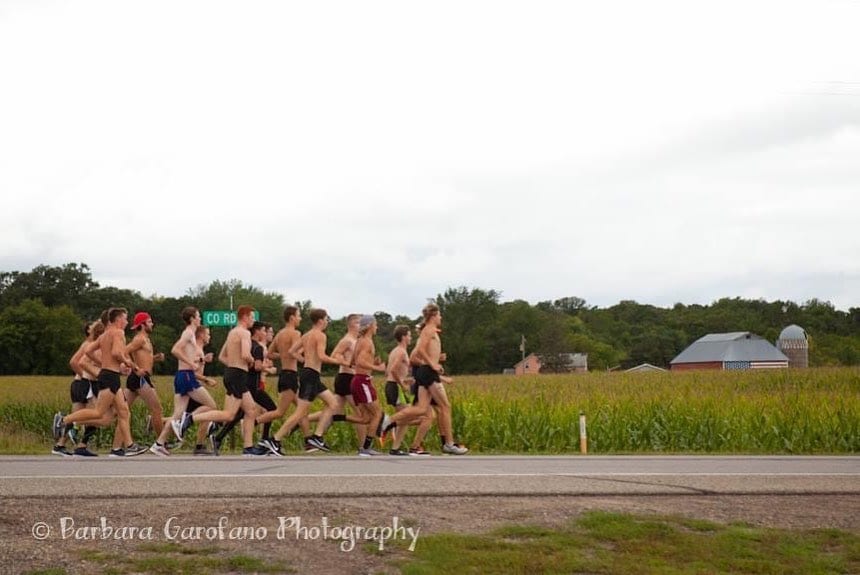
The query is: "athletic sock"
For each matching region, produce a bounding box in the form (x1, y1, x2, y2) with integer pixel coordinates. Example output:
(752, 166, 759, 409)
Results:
(262, 423, 271, 439)
(195, 444, 204, 450)
(363, 436, 373, 450)
(333, 414, 346, 422)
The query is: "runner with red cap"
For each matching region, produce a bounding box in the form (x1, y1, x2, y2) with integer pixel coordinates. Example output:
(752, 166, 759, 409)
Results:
(124, 312, 166, 438)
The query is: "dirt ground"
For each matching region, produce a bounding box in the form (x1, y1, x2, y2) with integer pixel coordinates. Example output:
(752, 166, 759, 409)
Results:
(2, 494, 858, 574)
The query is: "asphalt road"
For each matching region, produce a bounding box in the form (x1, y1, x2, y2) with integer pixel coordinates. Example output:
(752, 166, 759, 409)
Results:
(1, 455, 857, 498)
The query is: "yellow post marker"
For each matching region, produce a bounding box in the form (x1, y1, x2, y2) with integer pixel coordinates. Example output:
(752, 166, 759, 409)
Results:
(579, 411, 587, 454)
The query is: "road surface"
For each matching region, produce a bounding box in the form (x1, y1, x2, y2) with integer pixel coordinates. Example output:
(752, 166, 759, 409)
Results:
(1, 455, 857, 498)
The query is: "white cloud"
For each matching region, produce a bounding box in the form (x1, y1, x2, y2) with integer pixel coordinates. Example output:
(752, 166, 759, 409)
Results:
(1, 0, 858, 316)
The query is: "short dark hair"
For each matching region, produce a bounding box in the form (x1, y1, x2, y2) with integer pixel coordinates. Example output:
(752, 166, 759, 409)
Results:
(393, 325, 410, 342)
(309, 308, 327, 324)
(250, 321, 266, 335)
(195, 325, 210, 338)
(181, 306, 199, 325)
(108, 307, 127, 324)
(283, 305, 299, 323)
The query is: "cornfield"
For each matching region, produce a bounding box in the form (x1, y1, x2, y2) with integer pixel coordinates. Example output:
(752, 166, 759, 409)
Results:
(1, 368, 858, 454)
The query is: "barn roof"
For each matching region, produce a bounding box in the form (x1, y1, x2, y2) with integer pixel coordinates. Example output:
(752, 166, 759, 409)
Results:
(670, 332, 789, 364)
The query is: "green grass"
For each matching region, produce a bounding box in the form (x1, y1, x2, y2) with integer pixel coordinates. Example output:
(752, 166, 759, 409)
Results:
(2, 368, 859, 454)
(74, 546, 292, 575)
(396, 511, 860, 575)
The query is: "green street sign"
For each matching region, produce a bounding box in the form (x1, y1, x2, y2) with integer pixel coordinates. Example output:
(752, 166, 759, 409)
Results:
(202, 310, 260, 327)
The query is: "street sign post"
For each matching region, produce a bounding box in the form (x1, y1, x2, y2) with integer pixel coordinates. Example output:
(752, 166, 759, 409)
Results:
(202, 310, 260, 327)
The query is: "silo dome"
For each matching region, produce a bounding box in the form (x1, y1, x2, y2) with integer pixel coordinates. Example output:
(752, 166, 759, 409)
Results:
(777, 324, 808, 368)
(779, 324, 807, 341)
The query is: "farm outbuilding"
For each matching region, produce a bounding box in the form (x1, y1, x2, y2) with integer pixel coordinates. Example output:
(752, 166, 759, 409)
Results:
(512, 352, 588, 374)
(625, 362, 667, 373)
(777, 324, 809, 368)
(670, 332, 789, 371)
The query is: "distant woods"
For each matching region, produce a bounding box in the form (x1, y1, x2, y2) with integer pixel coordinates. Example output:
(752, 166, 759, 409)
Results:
(1, 263, 858, 376)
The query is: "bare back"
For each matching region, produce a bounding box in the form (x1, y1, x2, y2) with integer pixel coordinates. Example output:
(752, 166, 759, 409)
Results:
(98, 327, 126, 372)
(273, 327, 300, 371)
(332, 334, 357, 374)
(416, 326, 442, 366)
(175, 327, 198, 371)
(353, 336, 376, 376)
(222, 326, 252, 371)
(301, 329, 327, 372)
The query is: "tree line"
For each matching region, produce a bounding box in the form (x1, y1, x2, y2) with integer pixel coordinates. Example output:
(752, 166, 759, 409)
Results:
(1, 263, 858, 376)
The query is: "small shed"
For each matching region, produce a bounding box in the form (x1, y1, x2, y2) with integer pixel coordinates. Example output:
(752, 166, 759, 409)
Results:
(625, 363, 667, 373)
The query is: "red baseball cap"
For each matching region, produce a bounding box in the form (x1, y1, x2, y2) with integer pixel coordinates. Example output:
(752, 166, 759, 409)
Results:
(132, 312, 152, 329)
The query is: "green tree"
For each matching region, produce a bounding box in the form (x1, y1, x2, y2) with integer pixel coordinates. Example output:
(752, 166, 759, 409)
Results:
(435, 287, 500, 374)
(0, 299, 83, 375)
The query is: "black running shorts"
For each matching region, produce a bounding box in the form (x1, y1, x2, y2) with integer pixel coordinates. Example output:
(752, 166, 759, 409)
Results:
(223, 367, 250, 399)
(298, 367, 327, 402)
(277, 369, 298, 393)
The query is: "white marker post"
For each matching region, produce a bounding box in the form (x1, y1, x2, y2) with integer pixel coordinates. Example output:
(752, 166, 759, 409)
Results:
(579, 411, 587, 454)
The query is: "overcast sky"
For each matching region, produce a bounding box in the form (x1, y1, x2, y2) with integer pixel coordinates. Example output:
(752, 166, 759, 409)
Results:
(1, 1, 858, 318)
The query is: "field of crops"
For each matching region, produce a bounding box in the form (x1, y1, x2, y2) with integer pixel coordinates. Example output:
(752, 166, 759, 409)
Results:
(1, 368, 858, 454)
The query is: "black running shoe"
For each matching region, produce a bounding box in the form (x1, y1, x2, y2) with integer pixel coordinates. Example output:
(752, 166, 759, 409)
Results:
(306, 436, 331, 452)
(51, 445, 72, 457)
(124, 443, 147, 457)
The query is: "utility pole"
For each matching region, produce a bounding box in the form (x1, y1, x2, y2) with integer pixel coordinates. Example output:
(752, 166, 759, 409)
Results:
(519, 334, 526, 375)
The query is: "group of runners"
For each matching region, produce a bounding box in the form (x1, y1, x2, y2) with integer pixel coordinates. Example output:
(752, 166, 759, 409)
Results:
(51, 303, 468, 457)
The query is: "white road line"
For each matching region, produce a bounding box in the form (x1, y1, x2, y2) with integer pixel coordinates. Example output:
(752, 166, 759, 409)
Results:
(2, 473, 858, 480)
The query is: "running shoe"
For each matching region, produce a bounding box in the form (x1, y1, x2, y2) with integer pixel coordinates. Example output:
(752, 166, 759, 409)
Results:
(51, 445, 72, 457)
(109, 448, 125, 457)
(377, 413, 391, 439)
(389, 448, 409, 456)
(209, 436, 221, 456)
(52, 412, 65, 441)
(442, 443, 469, 455)
(149, 443, 170, 457)
(73, 447, 98, 457)
(306, 436, 331, 452)
(408, 447, 431, 456)
(170, 417, 184, 442)
(259, 438, 283, 457)
(124, 443, 148, 457)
